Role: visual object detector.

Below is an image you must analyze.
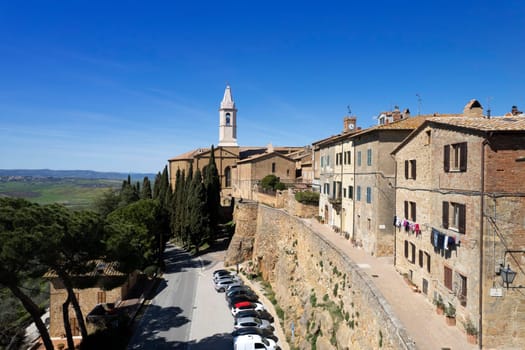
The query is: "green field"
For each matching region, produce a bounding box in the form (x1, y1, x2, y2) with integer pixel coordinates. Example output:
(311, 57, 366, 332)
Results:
(0, 178, 122, 210)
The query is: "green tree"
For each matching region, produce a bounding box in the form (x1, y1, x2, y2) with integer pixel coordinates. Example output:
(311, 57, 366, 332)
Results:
(0, 198, 54, 350)
(187, 169, 210, 253)
(141, 176, 153, 199)
(105, 199, 162, 272)
(152, 172, 162, 199)
(261, 174, 285, 191)
(94, 189, 120, 218)
(204, 145, 222, 238)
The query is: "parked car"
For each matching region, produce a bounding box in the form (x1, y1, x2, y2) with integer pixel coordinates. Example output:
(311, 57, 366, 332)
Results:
(227, 284, 252, 293)
(231, 302, 266, 316)
(215, 274, 241, 283)
(234, 309, 274, 323)
(226, 281, 245, 290)
(213, 270, 237, 282)
(233, 334, 280, 350)
(228, 295, 260, 308)
(234, 316, 274, 332)
(226, 288, 258, 301)
(232, 327, 278, 342)
(214, 278, 238, 292)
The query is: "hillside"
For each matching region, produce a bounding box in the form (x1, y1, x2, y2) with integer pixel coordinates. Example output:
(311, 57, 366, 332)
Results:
(0, 169, 156, 180)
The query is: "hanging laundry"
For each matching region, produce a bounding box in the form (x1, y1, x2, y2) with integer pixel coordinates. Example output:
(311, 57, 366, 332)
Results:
(414, 223, 421, 236)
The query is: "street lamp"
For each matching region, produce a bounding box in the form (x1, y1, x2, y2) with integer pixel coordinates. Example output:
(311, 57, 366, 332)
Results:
(500, 264, 517, 289)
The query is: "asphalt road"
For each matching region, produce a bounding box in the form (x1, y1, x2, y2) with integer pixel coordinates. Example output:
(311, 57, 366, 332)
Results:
(127, 243, 234, 350)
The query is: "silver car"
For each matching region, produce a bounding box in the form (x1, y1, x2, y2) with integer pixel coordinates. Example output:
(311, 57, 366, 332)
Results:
(234, 316, 274, 332)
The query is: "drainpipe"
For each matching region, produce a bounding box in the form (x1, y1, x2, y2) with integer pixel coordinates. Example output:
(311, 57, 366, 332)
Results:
(352, 142, 357, 242)
(341, 140, 344, 234)
(393, 155, 398, 266)
(479, 136, 490, 349)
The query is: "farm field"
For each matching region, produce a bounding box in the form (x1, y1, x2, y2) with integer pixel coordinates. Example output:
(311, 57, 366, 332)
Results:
(0, 178, 122, 209)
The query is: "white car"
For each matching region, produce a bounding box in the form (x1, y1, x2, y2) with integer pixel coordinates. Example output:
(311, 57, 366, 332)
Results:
(214, 278, 238, 292)
(233, 334, 280, 350)
(231, 302, 266, 316)
(234, 316, 274, 332)
(213, 273, 240, 284)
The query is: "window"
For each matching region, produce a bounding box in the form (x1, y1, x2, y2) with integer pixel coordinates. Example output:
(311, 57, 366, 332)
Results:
(224, 167, 231, 187)
(343, 188, 347, 198)
(321, 156, 324, 167)
(367, 149, 372, 166)
(418, 250, 424, 268)
(326, 155, 330, 166)
(366, 187, 372, 203)
(444, 266, 453, 290)
(404, 240, 409, 259)
(225, 112, 231, 125)
(458, 273, 467, 307)
(444, 142, 467, 172)
(344, 151, 351, 164)
(404, 201, 416, 221)
(357, 151, 362, 166)
(425, 252, 431, 273)
(348, 186, 353, 199)
(356, 186, 361, 201)
(404, 159, 417, 179)
(426, 130, 431, 145)
(442, 201, 466, 233)
(271, 162, 276, 173)
(410, 243, 416, 264)
(97, 291, 106, 304)
(336, 152, 342, 165)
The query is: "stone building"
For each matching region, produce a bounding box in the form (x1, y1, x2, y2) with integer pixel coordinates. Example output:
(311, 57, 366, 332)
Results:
(392, 114, 525, 348)
(45, 262, 138, 338)
(168, 85, 307, 202)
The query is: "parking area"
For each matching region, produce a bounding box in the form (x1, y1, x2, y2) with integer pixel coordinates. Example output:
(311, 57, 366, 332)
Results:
(189, 254, 284, 350)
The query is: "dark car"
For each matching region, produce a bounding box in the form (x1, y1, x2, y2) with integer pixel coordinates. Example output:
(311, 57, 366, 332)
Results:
(226, 288, 258, 301)
(227, 294, 259, 307)
(234, 309, 274, 323)
(232, 327, 278, 342)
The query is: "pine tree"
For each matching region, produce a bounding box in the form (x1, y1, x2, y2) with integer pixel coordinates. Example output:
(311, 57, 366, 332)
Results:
(141, 176, 152, 199)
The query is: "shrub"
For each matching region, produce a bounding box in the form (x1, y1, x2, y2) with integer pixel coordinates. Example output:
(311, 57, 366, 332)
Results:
(295, 191, 320, 204)
(260, 174, 285, 191)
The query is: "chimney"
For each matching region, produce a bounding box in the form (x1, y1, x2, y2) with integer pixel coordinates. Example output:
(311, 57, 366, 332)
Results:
(392, 106, 402, 122)
(463, 99, 483, 117)
(511, 105, 522, 116)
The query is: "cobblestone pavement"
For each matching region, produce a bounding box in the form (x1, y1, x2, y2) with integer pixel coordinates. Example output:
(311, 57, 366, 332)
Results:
(305, 218, 478, 350)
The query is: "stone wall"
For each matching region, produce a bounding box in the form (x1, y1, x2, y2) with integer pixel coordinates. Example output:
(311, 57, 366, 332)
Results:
(230, 202, 415, 350)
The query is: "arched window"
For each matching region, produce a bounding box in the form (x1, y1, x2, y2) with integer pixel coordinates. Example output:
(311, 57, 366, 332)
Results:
(224, 166, 231, 187)
(225, 113, 231, 126)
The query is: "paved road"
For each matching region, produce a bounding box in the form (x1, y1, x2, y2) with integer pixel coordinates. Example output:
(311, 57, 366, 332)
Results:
(128, 243, 235, 350)
(128, 245, 200, 350)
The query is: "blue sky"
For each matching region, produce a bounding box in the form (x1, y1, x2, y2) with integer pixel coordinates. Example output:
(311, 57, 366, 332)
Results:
(1, 1, 524, 173)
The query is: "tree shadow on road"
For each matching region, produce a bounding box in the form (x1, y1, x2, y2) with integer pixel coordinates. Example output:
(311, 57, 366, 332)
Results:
(128, 305, 190, 350)
(163, 247, 211, 274)
(187, 332, 233, 350)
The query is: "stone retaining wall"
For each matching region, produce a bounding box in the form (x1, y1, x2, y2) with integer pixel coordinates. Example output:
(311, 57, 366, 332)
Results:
(230, 202, 415, 350)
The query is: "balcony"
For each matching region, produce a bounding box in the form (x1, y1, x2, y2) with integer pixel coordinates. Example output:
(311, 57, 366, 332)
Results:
(328, 196, 342, 212)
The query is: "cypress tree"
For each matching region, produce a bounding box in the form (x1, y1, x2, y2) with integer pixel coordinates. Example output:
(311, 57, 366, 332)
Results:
(187, 168, 210, 254)
(153, 172, 161, 199)
(141, 176, 153, 199)
(204, 145, 222, 238)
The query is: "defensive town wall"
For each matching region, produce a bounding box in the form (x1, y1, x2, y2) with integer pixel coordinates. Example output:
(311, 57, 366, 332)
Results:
(225, 201, 415, 350)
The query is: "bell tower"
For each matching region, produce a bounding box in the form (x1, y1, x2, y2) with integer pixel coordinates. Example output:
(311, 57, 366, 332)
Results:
(218, 85, 238, 147)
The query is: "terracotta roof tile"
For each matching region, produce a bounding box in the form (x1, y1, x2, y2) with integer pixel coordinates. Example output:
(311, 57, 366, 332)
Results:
(428, 116, 525, 131)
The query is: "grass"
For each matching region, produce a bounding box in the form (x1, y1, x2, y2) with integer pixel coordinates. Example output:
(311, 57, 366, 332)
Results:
(0, 178, 121, 209)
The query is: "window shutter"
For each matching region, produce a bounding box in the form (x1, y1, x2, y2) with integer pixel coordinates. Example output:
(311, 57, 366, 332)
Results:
(458, 204, 466, 233)
(411, 202, 417, 222)
(444, 145, 450, 172)
(413, 160, 417, 180)
(460, 143, 468, 171)
(404, 240, 409, 258)
(442, 201, 449, 229)
(404, 160, 409, 179)
(404, 201, 409, 219)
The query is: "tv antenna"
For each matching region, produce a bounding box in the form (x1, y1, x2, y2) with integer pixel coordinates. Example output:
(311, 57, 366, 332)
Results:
(416, 93, 422, 116)
(487, 96, 493, 118)
(347, 105, 352, 115)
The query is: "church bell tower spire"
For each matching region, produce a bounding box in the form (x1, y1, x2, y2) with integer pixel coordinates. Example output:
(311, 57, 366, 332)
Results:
(218, 84, 238, 147)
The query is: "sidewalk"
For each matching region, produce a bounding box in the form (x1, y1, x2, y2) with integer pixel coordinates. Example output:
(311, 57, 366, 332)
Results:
(305, 218, 478, 350)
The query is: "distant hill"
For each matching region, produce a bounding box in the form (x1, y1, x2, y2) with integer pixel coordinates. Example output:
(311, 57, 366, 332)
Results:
(0, 169, 157, 181)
